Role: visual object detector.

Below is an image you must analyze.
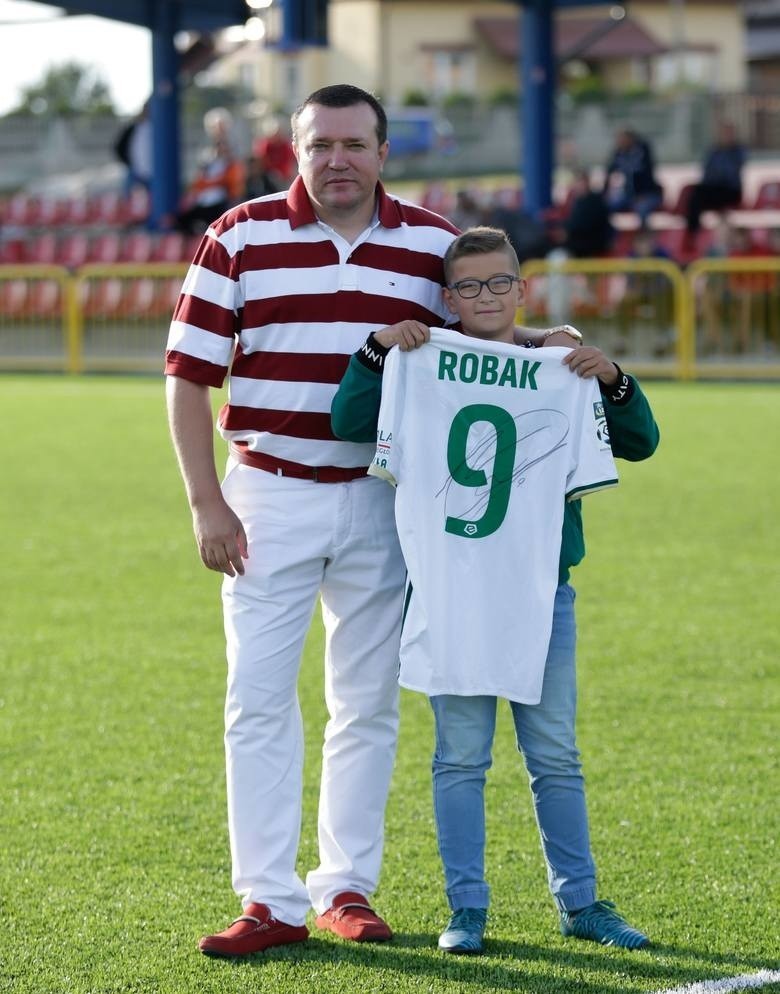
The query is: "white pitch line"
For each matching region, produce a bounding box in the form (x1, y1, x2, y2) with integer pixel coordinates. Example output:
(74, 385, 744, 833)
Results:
(653, 971, 780, 994)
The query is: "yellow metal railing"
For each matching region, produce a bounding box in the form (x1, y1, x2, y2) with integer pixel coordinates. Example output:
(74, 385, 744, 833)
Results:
(0, 265, 72, 371)
(2, 258, 780, 379)
(520, 256, 780, 380)
(684, 257, 780, 380)
(71, 264, 188, 373)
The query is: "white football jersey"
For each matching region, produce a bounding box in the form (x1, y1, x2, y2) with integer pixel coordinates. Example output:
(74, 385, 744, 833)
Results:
(368, 329, 618, 703)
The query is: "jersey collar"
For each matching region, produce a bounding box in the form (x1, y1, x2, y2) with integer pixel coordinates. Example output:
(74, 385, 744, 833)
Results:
(286, 176, 402, 230)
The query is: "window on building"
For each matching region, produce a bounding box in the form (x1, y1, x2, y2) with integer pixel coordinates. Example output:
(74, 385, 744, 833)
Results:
(422, 47, 476, 99)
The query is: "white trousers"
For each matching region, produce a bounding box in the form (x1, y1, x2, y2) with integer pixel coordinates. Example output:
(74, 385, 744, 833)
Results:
(220, 463, 405, 925)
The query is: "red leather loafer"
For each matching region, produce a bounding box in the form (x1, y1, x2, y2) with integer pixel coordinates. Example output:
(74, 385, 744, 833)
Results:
(315, 891, 392, 942)
(199, 902, 309, 957)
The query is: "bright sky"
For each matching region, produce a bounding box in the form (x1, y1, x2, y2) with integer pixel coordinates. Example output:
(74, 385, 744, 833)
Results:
(0, 0, 153, 116)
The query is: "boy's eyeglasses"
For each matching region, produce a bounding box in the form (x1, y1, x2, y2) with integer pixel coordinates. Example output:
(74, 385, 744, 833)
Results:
(447, 275, 519, 299)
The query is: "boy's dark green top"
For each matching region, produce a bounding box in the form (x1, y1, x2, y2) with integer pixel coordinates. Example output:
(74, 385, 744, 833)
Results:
(331, 343, 660, 585)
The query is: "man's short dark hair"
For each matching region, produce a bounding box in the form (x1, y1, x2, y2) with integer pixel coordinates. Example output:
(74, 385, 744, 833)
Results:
(292, 84, 388, 146)
(443, 226, 520, 282)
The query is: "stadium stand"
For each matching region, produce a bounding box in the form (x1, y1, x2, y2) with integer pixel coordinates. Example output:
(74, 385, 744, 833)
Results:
(753, 180, 780, 210)
(0, 227, 196, 268)
(57, 232, 91, 270)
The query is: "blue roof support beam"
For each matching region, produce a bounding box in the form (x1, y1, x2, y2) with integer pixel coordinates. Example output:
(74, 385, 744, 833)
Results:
(25, 0, 249, 229)
(150, 3, 181, 230)
(519, 0, 554, 219)
(278, 0, 329, 47)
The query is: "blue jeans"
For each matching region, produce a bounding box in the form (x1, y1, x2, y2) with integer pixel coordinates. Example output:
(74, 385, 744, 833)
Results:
(605, 189, 663, 226)
(430, 583, 597, 914)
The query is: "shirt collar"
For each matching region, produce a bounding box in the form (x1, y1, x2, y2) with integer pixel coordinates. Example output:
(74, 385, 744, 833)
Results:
(286, 175, 402, 230)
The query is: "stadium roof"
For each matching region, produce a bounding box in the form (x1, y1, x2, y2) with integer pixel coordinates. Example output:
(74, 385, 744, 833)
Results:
(36, 1, 248, 32)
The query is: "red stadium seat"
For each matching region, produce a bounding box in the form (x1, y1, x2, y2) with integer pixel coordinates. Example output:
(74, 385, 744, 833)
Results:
(0, 278, 29, 317)
(123, 277, 159, 318)
(609, 230, 635, 257)
(752, 180, 780, 210)
(420, 182, 455, 216)
(26, 279, 63, 319)
(119, 276, 181, 320)
(57, 232, 90, 269)
(653, 227, 697, 264)
(80, 277, 126, 319)
(24, 232, 58, 264)
(151, 232, 186, 262)
(59, 194, 95, 227)
(546, 184, 578, 221)
(0, 238, 26, 264)
(3, 193, 38, 227)
(88, 232, 122, 264)
(89, 188, 150, 228)
(91, 191, 127, 227)
(120, 231, 154, 263)
(145, 276, 184, 319)
(125, 275, 184, 319)
(36, 196, 67, 227)
(669, 183, 696, 216)
(127, 187, 150, 225)
(185, 234, 203, 260)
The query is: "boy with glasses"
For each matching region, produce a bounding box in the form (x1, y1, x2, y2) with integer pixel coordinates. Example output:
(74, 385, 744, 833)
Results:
(331, 226, 659, 955)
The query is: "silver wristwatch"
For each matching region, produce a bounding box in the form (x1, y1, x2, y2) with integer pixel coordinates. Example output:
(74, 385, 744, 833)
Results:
(541, 325, 583, 344)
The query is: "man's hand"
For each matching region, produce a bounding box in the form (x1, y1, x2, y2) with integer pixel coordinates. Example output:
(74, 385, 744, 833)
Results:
(540, 329, 581, 348)
(192, 495, 249, 577)
(562, 345, 619, 385)
(373, 320, 430, 351)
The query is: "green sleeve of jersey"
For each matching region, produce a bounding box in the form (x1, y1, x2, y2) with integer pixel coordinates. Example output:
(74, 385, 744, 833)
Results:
(560, 375, 659, 584)
(331, 355, 383, 443)
(603, 376, 660, 462)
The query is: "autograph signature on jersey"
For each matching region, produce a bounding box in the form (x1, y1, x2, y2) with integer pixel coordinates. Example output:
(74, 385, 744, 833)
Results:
(435, 409, 570, 522)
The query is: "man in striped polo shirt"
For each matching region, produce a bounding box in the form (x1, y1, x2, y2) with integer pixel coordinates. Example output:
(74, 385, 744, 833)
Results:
(165, 84, 460, 956)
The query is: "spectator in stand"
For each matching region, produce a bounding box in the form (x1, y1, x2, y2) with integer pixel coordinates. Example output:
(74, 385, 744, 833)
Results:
(244, 147, 277, 200)
(177, 108, 247, 235)
(725, 227, 779, 353)
(450, 188, 483, 232)
(628, 228, 671, 263)
(563, 169, 614, 259)
(544, 171, 613, 325)
(685, 122, 746, 237)
(483, 193, 550, 266)
(700, 217, 736, 355)
(114, 100, 152, 197)
(617, 228, 673, 357)
(603, 128, 663, 228)
(251, 117, 298, 194)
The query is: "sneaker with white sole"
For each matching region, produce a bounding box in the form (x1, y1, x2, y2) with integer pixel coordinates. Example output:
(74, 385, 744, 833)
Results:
(438, 907, 488, 954)
(560, 899, 650, 949)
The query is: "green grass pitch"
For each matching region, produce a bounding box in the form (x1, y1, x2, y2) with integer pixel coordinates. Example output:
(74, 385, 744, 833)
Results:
(0, 375, 778, 994)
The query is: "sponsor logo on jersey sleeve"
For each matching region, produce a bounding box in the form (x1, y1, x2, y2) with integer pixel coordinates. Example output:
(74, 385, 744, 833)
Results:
(593, 401, 610, 446)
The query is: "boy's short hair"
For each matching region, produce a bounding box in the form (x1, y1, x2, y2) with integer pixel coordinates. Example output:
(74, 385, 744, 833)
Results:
(443, 226, 520, 282)
(292, 84, 388, 146)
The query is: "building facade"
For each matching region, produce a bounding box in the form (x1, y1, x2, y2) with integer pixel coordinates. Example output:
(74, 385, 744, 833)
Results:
(214, 0, 746, 114)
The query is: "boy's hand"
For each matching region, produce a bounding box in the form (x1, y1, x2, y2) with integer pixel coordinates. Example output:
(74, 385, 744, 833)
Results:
(374, 321, 430, 351)
(563, 345, 619, 385)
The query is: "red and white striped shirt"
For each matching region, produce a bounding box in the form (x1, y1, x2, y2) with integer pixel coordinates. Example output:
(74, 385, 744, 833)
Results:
(165, 176, 458, 471)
